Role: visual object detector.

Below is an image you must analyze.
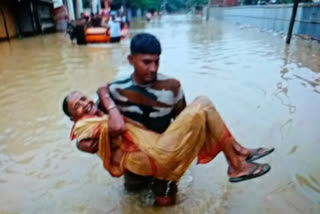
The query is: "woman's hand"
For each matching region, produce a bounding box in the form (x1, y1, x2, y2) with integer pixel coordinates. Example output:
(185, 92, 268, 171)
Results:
(97, 84, 126, 137)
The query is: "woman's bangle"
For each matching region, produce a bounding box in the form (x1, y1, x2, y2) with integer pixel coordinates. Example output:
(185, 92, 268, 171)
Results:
(107, 104, 116, 112)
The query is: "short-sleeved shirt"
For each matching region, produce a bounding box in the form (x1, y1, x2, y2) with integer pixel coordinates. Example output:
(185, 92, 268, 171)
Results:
(108, 19, 121, 38)
(108, 73, 186, 133)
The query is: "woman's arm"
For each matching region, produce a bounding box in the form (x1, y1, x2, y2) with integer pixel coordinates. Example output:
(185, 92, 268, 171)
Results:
(97, 85, 127, 137)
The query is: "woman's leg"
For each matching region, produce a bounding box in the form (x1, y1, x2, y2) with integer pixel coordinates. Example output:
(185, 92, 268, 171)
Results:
(129, 96, 271, 181)
(194, 96, 271, 179)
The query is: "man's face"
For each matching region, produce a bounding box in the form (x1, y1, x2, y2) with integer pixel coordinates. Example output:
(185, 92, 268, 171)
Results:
(129, 54, 160, 84)
(67, 91, 98, 121)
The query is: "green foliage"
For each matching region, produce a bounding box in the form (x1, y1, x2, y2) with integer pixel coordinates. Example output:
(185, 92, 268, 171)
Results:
(165, 0, 187, 12)
(113, 0, 314, 11)
(118, 0, 163, 10)
(165, 0, 208, 12)
(111, 0, 208, 11)
(243, 0, 258, 5)
(190, 0, 208, 6)
(281, 0, 293, 3)
(140, 0, 164, 10)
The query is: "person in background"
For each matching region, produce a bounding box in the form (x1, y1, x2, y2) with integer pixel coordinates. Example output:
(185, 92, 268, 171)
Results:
(108, 11, 121, 43)
(145, 11, 152, 22)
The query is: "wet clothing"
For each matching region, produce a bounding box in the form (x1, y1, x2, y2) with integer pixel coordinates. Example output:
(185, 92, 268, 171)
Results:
(123, 172, 177, 197)
(108, 73, 186, 133)
(124, 171, 153, 192)
(108, 18, 121, 39)
(107, 73, 185, 196)
(110, 37, 121, 43)
(71, 97, 232, 181)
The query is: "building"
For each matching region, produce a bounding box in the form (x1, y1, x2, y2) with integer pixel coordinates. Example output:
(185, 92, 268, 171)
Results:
(0, 1, 16, 40)
(0, 0, 55, 40)
(53, 0, 111, 21)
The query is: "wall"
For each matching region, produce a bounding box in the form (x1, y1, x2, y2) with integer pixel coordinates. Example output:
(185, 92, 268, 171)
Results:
(16, 0, 36, 35)
(0, 3, 17, 40)
(37, 0, 55, 32)
(209, 3, 320, 40)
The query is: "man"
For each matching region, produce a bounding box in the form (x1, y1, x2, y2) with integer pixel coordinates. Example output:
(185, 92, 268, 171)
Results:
(97, 33, 184, 205)
(89, 33, 273, 206)
(108, 11, 121, 43)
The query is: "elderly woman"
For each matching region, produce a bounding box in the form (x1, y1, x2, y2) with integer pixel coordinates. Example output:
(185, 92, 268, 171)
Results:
(63, 91, 273, 184)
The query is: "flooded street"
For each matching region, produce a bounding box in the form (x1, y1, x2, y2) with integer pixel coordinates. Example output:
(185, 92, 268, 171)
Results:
(0, 15, 320, 214)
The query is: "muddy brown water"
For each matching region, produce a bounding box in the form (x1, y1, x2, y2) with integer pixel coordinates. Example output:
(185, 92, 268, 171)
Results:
(0, 15, 319, 214)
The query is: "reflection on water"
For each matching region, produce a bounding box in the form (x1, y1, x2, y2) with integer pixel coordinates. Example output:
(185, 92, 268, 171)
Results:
(0, 15, 320, 214)
(296, 174, 320, 194)
(296, 174, 320, 204)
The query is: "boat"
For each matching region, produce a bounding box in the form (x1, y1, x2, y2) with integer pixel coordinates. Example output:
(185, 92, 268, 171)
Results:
(67, 23, 128, 45)
(85, 27, 110, 43)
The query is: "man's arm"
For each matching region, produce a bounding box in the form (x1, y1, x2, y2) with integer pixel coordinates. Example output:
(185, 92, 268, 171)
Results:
(172, 96, 187, 119)
(97, 85, 126, 137)
(172, 82, 187, 118)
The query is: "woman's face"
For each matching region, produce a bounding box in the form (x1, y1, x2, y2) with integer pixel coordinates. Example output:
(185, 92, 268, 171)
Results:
(67, 91, 98, 120)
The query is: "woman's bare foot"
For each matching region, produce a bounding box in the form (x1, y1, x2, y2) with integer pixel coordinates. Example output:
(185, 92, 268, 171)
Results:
(228, 161, 260, 178)
(232, 142, 251, 161)
(233, 142, 251, 155)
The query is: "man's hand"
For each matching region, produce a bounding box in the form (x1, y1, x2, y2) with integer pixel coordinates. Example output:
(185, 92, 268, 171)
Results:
(77, 139, 98, 153)
(108, 108, 126, 137)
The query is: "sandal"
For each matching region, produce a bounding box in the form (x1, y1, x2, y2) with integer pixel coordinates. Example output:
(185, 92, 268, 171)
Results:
(246, 147, 274, 162)
(229, 162, 271, 183)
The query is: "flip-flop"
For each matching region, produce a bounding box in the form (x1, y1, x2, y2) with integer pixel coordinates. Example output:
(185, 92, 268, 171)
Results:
(229, 163, 271, 183)
(246, 147, 275, 162)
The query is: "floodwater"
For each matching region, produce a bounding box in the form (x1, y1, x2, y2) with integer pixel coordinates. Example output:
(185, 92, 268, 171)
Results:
(0, 15, 320, 214)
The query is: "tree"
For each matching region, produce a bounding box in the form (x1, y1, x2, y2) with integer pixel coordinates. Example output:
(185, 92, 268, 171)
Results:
(140, 0, 164, 10)
(164, 0, 208, 12)
(165, 0, 187, 12)
(111, 0, 163, 10)
(190, 0, 208, 6)
(110, 0, 209, 12)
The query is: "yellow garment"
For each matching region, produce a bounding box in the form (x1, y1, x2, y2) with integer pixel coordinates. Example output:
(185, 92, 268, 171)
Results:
(71, 96, 234, 181)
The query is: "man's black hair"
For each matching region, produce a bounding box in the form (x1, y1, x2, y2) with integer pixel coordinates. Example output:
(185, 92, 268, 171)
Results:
(130, 33, 162, 55)
(62, 96, 70, 117)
